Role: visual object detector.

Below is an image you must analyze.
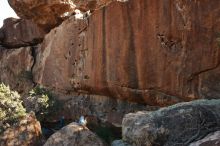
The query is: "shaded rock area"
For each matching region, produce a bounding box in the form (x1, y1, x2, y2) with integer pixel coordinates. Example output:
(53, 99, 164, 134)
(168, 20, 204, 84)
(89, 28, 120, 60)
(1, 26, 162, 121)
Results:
(33, 0, 220, 106)
(36, 94, 157, 144)
(0, 46, 34, 94)
(122, 99, 220, 146)
(43, 122, 107, 146)
(189, 131, 220, 146)
(0, 113, 42, 146)
(8, 0, 75, 31)
(62, 94, 158, 127)
(61, 94, 157, 144)
(0, 18, 45, 48)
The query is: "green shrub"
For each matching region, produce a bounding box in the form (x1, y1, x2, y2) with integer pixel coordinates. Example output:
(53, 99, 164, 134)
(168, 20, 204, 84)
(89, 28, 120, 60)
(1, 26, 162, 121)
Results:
(28, 86, 50, 111)
(0, 83, 27, 133)
(27, 86, 61, 121)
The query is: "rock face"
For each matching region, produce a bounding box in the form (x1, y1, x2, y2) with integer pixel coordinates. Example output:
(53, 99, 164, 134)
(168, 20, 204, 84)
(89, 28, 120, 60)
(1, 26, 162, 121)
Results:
(33, 0, 220, 106)
(0, 114, 42, 146)
(32, 16, 87, 93)
(0, 18, 45, 48)
(43, 122, 106, 146)
(8, 0, 75, 31)
(3, 1, 220, 145)
(0, 47, 34, 93)
(189, 131, 220, 146)
(122, 99, 220, 146)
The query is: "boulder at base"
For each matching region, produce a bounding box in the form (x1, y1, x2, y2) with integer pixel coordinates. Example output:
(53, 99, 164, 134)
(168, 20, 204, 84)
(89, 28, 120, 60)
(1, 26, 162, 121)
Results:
(122, 99, 220, 146)
(189, 131, 220, 146)
(0, 113, 42, 146)
(111, 140, 131, 146)
(43, 122, 106, 146)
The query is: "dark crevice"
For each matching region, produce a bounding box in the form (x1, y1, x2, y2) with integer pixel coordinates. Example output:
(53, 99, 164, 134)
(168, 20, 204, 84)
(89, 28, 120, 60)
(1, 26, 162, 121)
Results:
(41, 118, 72, 139)
(87, 120, 122, 145)
(187, 62, 220, 81)
(126, 4, 139, 89)
(0, 39, 43, 49)
(30, 45, 38, 86)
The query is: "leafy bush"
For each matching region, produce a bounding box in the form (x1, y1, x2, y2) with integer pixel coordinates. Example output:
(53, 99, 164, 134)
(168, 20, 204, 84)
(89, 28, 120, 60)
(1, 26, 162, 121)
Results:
(26, 86, 61, 121)
(0, 83, 27, 133)
(28, 86, 50, 112)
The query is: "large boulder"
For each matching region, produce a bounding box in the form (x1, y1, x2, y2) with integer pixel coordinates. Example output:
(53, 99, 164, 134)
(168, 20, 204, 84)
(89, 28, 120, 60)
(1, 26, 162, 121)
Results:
(0, 113, 42, 146)
(0, 18, 45, 48)
(189, 131, 220, 146)
(8, 0, 76, 31)
(111, 140, 130, 146)
(122, 99, 220, 146)
(0, 47, 34, 94)
(33, 0, 220, 106)
(43, 122, 106, 146)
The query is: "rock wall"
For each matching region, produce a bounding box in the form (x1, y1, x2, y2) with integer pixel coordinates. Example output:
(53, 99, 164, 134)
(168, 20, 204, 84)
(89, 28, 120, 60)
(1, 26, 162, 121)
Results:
(1, 0, 220, 145)
(0, 46, 34, 93)
(0, 17, 46, 94)
(0, 18, 45, 48)
(33, 0, 220, 106)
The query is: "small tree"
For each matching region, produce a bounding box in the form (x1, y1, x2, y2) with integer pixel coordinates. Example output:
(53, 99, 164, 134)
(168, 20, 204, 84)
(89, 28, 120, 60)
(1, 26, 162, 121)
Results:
(26, 86, 60, 121)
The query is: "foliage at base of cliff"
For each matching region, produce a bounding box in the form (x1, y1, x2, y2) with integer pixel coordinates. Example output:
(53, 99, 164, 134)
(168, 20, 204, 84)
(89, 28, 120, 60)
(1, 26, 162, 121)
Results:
(26, 86, 61, 122)
(0, 83, 27, 133)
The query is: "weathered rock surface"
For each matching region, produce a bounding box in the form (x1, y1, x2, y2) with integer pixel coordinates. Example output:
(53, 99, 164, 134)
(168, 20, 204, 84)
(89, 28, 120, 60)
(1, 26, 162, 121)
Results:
(0, 46, 34, 93)
(72, 0, 113, 12)
(0, 113, 42, 146)
(122, 99, 220, 146)
(189, 131, 220, 146)
(32, 16, 87, 92)
(33, 0, 220, 106)
(0, 18, 45, 48)
(62, 94, 157, 127)
(8, 0, 75, 31)
(43, 122, 106, 146)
